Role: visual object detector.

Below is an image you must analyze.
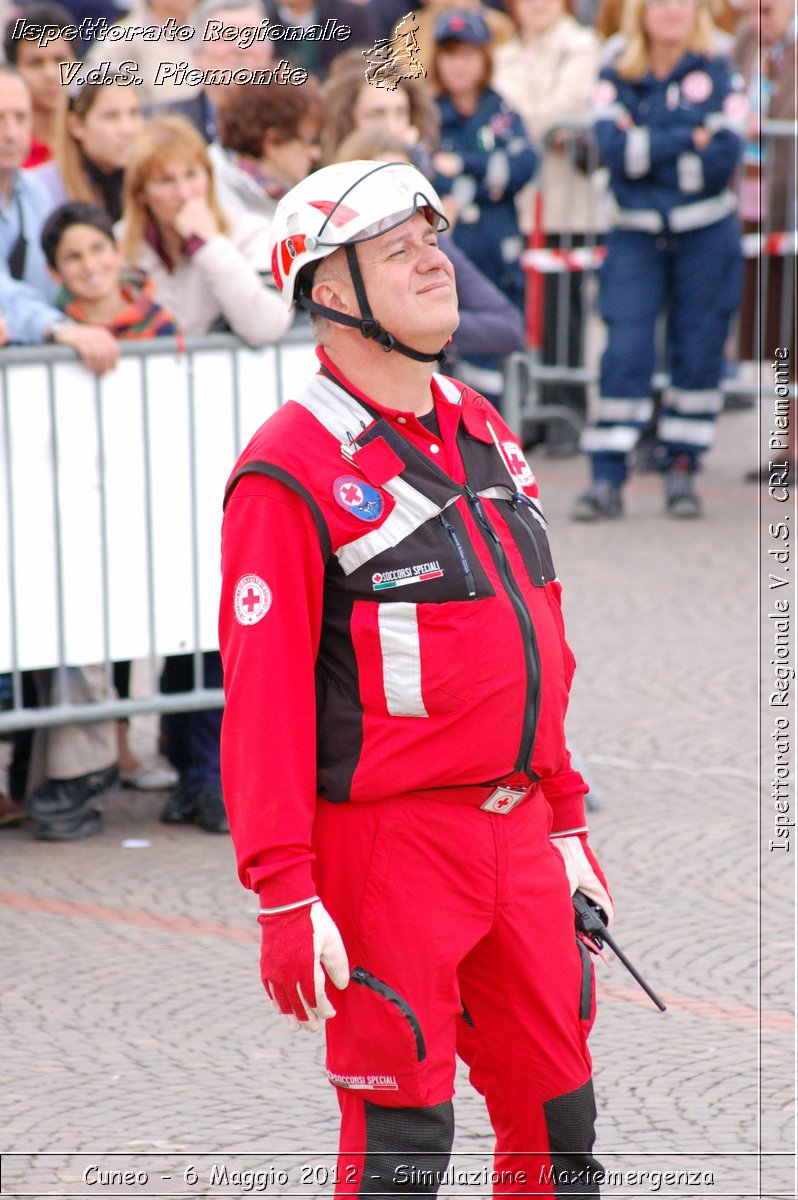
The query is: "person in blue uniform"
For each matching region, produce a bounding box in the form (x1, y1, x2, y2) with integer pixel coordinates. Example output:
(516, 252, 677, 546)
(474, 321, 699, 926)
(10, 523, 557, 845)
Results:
(572, 0, 747, 520)
(430, 10, 538, 404)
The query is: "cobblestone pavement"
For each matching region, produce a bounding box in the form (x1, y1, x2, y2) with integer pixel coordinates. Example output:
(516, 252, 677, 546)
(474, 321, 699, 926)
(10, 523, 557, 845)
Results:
(1, 402, 794, 1200)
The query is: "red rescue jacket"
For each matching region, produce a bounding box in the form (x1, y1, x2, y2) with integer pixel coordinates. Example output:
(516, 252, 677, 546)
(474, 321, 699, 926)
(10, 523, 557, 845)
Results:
(219, 354, 588, 906)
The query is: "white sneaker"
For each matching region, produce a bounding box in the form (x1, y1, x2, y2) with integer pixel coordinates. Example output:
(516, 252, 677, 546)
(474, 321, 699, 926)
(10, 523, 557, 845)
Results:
(120, 762, 179, 791)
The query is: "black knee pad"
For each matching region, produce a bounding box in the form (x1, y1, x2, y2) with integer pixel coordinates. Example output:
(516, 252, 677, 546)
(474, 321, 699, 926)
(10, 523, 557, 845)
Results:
(542, 1079, 603, 1196)
(361, 1100, 454, 1195)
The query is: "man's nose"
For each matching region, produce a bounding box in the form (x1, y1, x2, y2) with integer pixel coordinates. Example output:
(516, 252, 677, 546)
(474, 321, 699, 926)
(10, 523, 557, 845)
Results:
(419, 242, 449, 271)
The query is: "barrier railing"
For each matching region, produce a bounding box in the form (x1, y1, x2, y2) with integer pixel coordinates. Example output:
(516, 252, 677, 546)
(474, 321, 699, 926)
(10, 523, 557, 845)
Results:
(0, 328, 318, 733)
(503, 118, 797, 436)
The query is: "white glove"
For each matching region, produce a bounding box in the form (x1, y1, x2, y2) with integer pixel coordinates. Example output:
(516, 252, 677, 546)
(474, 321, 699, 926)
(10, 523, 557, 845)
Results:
(258, 899, 350, 1033)
(551, 834, 615, 927)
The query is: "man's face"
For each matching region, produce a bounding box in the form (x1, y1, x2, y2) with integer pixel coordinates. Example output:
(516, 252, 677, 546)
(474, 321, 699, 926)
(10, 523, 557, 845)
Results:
(15, 38, 76, 116)
(263, 119, 320, 185)
(318, 211, 460, 353)
(52, 223, 121, 304)
(757, 0, 792, 44)
(0, 73, 33, 174)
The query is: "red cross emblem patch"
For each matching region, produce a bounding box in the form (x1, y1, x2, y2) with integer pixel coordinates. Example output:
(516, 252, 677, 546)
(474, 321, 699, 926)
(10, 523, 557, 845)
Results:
(333, 475, 384, 522)
(234, 573, 272, 626)
(502, 441, 535, 489)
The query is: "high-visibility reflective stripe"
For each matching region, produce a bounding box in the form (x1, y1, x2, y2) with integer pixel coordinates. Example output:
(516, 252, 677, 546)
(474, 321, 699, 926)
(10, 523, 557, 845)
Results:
(668, 190, 737, 232)
(612, 206, 663, 233)
(706, 111, 747, 137)
(485, 148, 510, 194)
(666, 387, 723, 415)
(677, 152, 704, 195)
(625, 127, 650, 178)
(581, 425, 640, 453)
(433, 374, 463, 405)
(293, 374, 458, 576)
(337, 479, 450, 576)
(595, 397, 653, 424)
(594, 103, 628, 123)
(294, 375, 374, 445)
(479, 484, 515, 501)
(657, 416, 716, 448)
(378, 603, 427, 718)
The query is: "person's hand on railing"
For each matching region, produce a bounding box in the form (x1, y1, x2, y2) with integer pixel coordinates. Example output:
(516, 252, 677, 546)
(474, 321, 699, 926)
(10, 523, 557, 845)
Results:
(49, 323, 120, 375)
(0, 311, 9, 347)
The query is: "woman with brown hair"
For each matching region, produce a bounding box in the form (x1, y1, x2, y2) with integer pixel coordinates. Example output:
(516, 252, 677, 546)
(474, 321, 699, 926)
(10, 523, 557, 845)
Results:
(118, 114, 291, 835)
(318, 53, 441, 168)
(118, 114, 291, 345)
(572, 0, 746, 520)
(209, 82, 323, 223)
(32, 70, 144, 220)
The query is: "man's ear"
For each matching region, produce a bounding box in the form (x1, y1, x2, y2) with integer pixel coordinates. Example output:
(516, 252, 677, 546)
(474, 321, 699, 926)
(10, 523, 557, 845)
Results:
(46, 264, 63, 286)
(312, 276, 355, 317)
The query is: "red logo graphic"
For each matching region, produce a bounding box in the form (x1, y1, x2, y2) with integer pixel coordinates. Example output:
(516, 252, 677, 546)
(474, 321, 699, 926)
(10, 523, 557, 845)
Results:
(309, 200, 359, 228)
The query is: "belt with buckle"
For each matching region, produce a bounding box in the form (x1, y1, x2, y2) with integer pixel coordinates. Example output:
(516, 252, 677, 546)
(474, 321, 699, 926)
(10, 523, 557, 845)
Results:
(480, 785, 533, 814)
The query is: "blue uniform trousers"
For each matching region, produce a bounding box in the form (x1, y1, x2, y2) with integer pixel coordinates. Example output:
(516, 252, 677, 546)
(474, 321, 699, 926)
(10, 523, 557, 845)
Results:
(583, 214, 742, 484)
(160, 651, 223, 794)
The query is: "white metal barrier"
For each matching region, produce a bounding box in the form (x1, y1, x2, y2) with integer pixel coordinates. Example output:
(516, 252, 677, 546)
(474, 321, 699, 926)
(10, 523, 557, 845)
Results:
(0, 329, 317, 731)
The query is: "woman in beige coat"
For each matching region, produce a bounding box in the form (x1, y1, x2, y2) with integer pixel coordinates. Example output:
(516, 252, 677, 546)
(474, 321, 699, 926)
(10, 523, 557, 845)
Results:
(494, 0, 602, 448)
(118, 115, 291, 347)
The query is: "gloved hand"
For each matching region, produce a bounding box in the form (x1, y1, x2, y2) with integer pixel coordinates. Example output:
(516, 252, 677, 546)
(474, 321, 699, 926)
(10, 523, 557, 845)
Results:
(550, 833, 615, 927)
(258, 899, 350, 1033)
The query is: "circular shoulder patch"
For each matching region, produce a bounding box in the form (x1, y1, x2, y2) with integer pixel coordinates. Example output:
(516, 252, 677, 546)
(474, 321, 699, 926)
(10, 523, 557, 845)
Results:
(592, 79, 617, 108)
(723, 91, 748, 121)
(681, 70, 713, 104)
(234, 574, 272, 626)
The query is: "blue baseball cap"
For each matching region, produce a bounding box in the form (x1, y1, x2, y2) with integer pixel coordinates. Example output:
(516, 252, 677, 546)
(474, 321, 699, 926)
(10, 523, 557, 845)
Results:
(433, 10, 491, 44)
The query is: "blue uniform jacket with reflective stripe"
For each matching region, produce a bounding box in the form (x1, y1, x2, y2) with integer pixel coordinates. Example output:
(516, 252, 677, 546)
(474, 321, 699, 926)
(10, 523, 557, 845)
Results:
(594, 52, 745, 226)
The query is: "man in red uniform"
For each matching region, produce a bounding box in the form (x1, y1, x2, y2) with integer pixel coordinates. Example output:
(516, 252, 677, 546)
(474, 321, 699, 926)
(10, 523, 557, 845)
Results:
(219, 160, 614, 1197)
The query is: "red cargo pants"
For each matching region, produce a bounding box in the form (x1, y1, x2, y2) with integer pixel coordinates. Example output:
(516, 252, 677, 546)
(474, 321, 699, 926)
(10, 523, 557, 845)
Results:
(312, 791, 601, 1197)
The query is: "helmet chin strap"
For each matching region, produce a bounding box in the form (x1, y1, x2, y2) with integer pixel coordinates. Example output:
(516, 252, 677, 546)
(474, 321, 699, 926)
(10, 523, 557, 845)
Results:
(297, 243, 448, 365)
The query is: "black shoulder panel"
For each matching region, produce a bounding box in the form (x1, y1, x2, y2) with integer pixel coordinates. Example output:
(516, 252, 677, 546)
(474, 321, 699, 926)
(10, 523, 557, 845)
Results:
(223, 460, 332, 562)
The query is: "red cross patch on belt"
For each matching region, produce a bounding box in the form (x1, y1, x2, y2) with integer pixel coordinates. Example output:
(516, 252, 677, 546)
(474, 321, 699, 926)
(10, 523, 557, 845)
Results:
(480, 787, 527, 814)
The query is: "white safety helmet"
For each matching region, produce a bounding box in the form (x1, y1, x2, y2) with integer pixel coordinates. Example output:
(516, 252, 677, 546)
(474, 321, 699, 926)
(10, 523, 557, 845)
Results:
(269, 160, 452, 363)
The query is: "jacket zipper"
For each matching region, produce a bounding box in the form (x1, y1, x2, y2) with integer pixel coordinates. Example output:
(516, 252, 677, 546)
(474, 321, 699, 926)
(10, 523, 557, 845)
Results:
(438, 512, 477, 598)
(463, 483, 541, 776)
(509, 493, 546, 586)
(350, 966, 427, 1061)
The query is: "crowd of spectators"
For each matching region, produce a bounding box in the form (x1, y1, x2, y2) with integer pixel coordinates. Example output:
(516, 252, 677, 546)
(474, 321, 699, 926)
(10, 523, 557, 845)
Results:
(0, 0, 794, 834)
